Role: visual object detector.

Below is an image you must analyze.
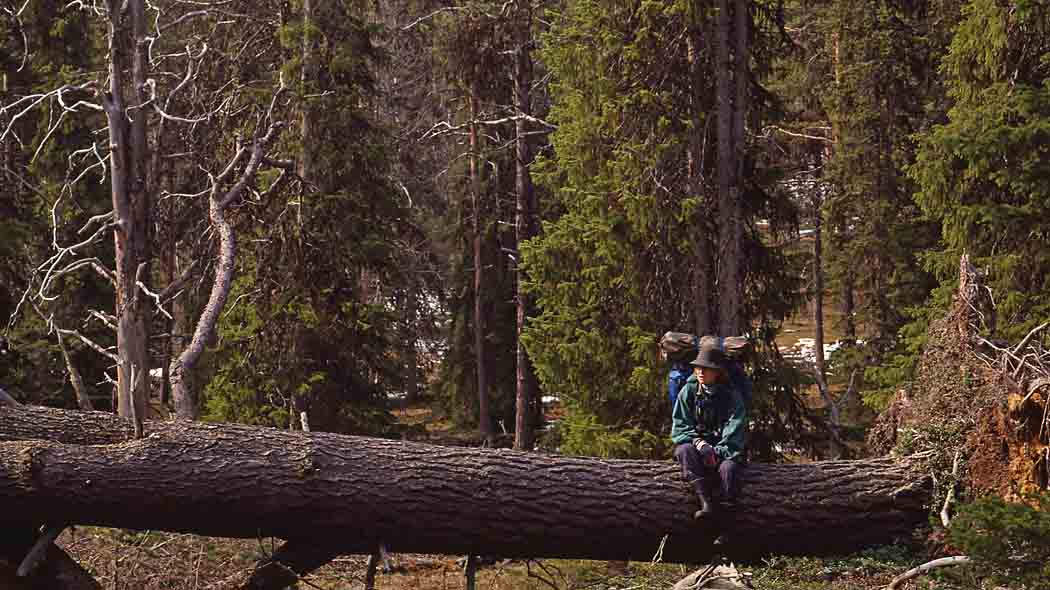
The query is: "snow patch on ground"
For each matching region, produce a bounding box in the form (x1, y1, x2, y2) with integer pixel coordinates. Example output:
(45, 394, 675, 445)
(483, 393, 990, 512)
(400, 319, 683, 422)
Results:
(781, 338, 862, 367)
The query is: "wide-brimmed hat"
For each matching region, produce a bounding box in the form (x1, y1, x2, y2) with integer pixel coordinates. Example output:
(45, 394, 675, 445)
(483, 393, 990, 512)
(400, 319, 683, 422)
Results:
(690, 346, 725, 370)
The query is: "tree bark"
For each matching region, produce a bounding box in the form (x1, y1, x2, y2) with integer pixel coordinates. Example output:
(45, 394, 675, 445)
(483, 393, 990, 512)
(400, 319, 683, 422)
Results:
(104, 0, 150, 428)
(715, 0, 741, 335)
(0, 405, 931, 563)
(0, 400, 99, 589)
(813, 204, 842, 459)
(56, 330, 93, 411)
(718, 0, 748, 336)
(469, 90, 493, 444)
(688, 2, 715, 337)
(813, 203, 826, 381)
(169, 120, 285, 420)
(513, 0, 538, 452)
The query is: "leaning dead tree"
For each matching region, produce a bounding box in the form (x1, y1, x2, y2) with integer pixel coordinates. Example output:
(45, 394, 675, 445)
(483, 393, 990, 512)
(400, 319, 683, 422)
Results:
(1, 0, 295, 424)
(1, 404, 929, 572)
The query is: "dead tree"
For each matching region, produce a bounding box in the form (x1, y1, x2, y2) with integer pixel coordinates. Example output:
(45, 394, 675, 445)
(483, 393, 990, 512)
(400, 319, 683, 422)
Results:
(1, 2, 294, 421)
(0, 404, 931, 569)
(168, 90, 291, 420)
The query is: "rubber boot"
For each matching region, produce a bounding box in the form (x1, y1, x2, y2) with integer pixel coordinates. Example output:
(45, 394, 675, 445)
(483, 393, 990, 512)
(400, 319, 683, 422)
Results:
(692, 483, 717, 520)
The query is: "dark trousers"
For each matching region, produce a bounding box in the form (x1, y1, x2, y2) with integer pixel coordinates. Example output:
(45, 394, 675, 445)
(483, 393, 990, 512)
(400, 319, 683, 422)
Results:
(673, 442, 741, 503)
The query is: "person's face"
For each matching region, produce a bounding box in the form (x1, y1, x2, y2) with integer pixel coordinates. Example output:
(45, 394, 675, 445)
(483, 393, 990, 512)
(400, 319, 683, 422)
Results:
(699, 367, 722, 386)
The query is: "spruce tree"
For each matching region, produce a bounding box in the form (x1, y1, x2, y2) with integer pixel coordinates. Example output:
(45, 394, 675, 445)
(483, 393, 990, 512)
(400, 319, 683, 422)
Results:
(911, 0, 1050, 341)
(523, 0, 803, 459)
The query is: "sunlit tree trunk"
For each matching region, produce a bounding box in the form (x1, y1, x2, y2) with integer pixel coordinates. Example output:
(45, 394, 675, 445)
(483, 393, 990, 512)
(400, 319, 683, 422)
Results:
(103, 0, 151, 430)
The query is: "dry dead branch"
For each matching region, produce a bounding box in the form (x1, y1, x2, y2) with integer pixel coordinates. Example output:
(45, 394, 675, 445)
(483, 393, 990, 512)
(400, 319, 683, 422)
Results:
(940, 450, 962, 528)
(885, 555, 971, 590)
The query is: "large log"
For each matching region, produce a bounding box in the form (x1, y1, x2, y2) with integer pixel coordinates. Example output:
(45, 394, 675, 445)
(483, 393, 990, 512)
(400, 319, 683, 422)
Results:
(0, 406, 931, 563)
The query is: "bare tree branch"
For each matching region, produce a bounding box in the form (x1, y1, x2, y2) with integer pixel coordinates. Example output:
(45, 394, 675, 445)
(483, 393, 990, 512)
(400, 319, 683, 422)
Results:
(940, 449, 962, 528)
(420, 113, 556, 142)
(57, 328, 120, 362)
(886, 556, 971, 590)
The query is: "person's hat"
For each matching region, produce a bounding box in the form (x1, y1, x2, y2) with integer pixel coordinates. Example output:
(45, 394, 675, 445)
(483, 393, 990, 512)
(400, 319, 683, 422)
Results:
(690, 346, 725, 370)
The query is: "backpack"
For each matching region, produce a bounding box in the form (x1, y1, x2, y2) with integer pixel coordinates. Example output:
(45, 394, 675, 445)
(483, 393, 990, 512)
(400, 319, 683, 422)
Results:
(660, 333, 698, 405)
(659, 332, 753, 407)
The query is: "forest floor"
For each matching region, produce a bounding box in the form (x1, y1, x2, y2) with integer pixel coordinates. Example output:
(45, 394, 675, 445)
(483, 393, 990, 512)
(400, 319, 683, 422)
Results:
(54, 526, 950, 590)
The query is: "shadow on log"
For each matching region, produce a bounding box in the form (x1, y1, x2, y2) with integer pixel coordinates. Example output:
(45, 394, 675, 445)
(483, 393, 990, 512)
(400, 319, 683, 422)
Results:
(0, 405, 930, 564)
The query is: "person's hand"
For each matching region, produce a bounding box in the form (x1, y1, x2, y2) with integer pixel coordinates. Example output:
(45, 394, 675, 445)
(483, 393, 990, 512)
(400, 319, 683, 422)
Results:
(693, 439, 717, 466)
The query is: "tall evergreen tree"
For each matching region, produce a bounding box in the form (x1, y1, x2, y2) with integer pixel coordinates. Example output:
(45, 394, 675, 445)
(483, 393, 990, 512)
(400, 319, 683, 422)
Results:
(523, 0, 804, 459)
(200, 0, 410, 433)
(822, 0, 943, 353)
(911, 0, 1050, 341)
(428, 2, 532, 439)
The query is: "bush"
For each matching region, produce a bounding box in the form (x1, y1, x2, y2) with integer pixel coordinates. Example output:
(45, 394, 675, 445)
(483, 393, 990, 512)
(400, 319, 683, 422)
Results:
(948, 493, 1050, 588)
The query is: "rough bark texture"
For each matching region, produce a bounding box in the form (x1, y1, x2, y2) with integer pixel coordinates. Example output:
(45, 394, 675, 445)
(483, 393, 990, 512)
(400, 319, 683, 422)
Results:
(169, 191, 234, 420)
(718, 0, 747, 336)
(0, 405, 930, 563)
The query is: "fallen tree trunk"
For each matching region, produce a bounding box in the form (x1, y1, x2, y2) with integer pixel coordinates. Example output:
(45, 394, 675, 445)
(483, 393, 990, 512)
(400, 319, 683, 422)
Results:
(0, 405, 930, 563)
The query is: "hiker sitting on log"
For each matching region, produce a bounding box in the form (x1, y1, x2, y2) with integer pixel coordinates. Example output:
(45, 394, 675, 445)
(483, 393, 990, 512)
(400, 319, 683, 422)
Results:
(671, 344, 748, 521)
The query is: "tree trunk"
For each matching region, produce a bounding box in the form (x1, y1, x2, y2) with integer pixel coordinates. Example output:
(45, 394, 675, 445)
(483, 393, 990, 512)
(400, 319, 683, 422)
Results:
(688, 3, 715, 337)
(169, 195, 235, 420)
(56, 331, 93, 411)
(718, 0, 748, 336)
(469, 91, 492, 444)
(715, 0, 740, 335)
(812, 199, 842, 457)
(813, 206, 826, 381)
(513, 0, 538, 452)
(842, 267, 856, 343)
(129, 0, 152, 413)
(0, 405, 931, 563)
(105, 0, 151, 429)
(169, 121, 285, 420)
(300, 0, 316, 186)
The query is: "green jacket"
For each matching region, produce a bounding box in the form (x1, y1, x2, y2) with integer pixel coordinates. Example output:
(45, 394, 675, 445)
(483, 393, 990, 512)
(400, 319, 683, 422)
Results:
(670, 374, 748, 461)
